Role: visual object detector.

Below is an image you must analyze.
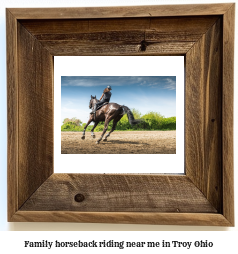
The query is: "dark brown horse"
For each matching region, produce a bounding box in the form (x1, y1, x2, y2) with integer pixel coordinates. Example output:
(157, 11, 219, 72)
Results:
(81, 95, 141, 144)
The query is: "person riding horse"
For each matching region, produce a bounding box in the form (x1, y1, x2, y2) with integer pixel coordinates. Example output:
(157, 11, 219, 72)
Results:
(90, 85, 112, 114)
(82, 86, 142, 144)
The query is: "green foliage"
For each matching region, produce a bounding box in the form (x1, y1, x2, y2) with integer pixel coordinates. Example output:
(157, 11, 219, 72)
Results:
(61, 121, 81, 131)
(63, 117, 82, 126)
(95, 121, 112, 132)
(141, 111, 163, 130)
(61, 117, 83, 131)
(116, 111, 176, 131)
(61, 110, 176, 132)
(144, 113, 176, 130)
(160, 116, 176, 130)
(131, 108, 141, 119)
(116, 114, 131, 130)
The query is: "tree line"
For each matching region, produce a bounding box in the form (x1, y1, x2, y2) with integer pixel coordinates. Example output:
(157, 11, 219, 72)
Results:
(61, 110, 176, 132)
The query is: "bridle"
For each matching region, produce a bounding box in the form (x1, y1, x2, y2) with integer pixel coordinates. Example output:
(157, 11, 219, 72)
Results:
(89, 97, 98, 109)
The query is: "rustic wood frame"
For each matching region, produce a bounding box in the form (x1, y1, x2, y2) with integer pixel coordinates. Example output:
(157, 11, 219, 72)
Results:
(7, 4, 234, 226)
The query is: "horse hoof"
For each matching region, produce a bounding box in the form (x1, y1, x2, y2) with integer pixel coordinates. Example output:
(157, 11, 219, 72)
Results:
(81, 136, 85, 140)
(96, 138, 102, 144)
(103, 138, 107, 142)
(92, 134, 95, 138)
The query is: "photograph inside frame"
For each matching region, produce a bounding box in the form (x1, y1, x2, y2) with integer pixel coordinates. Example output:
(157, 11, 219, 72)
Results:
(54, 56, 184, 174)
(61, 76, 176, 154)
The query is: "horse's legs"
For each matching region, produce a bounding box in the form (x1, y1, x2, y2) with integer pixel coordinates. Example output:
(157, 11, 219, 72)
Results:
(103, 118, 119, 141)
(81, 116, 93, 140)
(96, 118, 111, 144)
(90, 121, 99, 138)
(96, 107, 123, 144)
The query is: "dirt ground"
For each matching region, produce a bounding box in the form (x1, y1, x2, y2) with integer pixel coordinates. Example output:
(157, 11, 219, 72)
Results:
(61, 131, 176, 154)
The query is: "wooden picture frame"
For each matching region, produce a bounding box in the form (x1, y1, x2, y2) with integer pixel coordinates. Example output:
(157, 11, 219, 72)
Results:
(7, 3, 234, 226)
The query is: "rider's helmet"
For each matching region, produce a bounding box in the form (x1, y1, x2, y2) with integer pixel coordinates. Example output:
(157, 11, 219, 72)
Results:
(107, 85, 112, 90)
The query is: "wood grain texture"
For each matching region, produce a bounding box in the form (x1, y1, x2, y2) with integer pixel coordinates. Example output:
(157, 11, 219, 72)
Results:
(12, 211, 232, 226)
(185, 18, 222, 212)
(37, 41, 193, 56)
(19, 17, 218, 56)
(20, 16, 218, 34)
(17, 170, 231, 226)
(222, 4, 235, 226)
(6, 5, 234, 225)
(17, 23, 54, 208)
(7, 9, 18, 221)
(20, 174, 217, 213)
(8, 3, 233, 19)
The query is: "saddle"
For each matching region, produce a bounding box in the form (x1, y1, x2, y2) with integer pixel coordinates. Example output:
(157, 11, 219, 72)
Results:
(96, 102, 108, 111)
(92, 102, 109, 120)
(90, 102, 109, 118)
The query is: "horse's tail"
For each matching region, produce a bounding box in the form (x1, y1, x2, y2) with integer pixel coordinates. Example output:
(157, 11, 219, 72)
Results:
(121, 106, 143, 126)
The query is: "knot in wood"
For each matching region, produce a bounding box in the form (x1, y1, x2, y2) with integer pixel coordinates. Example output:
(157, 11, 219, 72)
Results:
(74, 193, 85, 202)
(140, 40, 148, 51)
